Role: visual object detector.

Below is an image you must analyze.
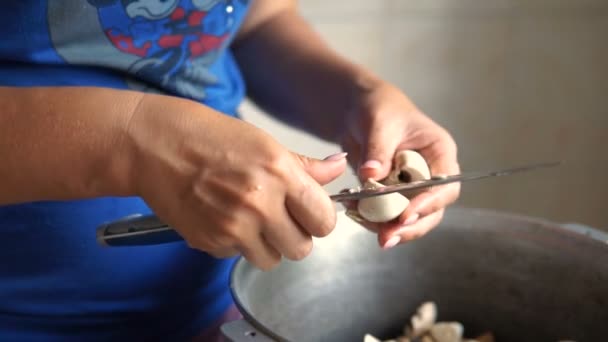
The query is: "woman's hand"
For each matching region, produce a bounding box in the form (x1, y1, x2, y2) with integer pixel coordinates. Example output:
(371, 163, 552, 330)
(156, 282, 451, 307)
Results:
(339, 80, 460, 249)
(125, 94, 347, 270)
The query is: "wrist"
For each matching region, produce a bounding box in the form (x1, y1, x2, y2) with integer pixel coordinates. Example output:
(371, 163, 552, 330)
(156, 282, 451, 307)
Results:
(331, 68, 384, 135)
(117, 92, 217, 199)
(310, 66, 383, 143)
(96, 92, 147, 198)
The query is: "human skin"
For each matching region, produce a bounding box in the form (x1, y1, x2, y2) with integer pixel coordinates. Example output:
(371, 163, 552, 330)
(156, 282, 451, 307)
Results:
(233, 0, 460, 249)
(0, 0, 459, 273)
(0, 86, 346, 271)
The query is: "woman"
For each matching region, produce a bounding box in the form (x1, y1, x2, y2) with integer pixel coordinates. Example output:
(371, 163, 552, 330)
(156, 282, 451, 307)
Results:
(0, 0, 460, 340)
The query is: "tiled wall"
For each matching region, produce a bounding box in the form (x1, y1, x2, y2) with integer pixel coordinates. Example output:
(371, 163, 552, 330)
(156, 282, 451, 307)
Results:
(240, 0, 608, 229)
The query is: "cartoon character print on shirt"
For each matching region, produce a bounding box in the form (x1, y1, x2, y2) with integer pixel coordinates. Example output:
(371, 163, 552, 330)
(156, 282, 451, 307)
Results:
(89, 0, 239, 99)
(47, 0, 247, 100)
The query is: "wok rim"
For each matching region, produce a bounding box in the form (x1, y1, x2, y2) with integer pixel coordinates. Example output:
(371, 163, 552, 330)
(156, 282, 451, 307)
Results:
(227, 206, 608, 341)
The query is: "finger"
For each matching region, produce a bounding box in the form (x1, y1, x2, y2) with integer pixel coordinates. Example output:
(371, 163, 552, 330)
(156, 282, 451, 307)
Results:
(400, 149, 460, 221)
(358, 121, 403, 181)
(207, 248, 240, 259)
(286, 183, 337, 238)
(238, 234, 282, 271)
(399, 184, 459, 221)
(263, 211, 313, 261)
(378, 209, 445, 249)
(286, 161, 341, 238)
(294, 152, 348, 185)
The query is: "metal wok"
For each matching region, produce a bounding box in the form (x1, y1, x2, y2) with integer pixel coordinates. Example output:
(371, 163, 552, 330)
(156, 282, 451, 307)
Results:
(221, 207, 608, 342)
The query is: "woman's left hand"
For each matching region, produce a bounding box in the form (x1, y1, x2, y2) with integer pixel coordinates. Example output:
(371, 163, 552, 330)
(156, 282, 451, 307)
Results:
(339, 80, 461, 249)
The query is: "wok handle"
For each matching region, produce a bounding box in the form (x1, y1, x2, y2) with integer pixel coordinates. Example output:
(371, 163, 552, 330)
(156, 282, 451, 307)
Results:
(96, 214, 183, 246)
(221, 319, 276, 342)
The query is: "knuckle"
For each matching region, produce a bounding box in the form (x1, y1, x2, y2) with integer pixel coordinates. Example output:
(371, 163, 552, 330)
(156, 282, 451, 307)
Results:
(295, 181, 315, 206)
(262, 149, 291, 177)
(242, 196, 267, 219)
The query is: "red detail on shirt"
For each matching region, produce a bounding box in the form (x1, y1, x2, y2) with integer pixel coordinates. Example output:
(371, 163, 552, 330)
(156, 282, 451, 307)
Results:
(105, 29, 151, 57)
(158, 35, 184, 48)
(188, 34, 228, 57)
(170, 7, 185, 20)
(188, 11, 207, 27)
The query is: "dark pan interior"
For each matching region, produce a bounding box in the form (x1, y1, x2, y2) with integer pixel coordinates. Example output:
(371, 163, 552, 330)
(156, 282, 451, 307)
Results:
(231, 207, 608, 342)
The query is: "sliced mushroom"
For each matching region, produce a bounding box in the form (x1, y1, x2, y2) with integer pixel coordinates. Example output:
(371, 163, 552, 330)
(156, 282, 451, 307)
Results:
(420, 335, 435, 342)
(364, 300, 573, 342)
(395, 338, 411, 342)
(348, 150, 431, 224)
(429, 322, 464, 342)
(406, 301, 437, 338)
(364, 334, 382, 342)
(357, 179, 410, 223)
(473, 332, 496, 342)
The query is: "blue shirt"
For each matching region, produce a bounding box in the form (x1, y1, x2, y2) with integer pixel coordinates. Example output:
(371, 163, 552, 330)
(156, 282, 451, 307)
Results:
(0, 1, 250, 340)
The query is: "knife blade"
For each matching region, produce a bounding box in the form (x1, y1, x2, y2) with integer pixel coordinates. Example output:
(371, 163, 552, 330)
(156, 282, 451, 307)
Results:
(96, 161, 561, 247)
(330, 161, 562, 202)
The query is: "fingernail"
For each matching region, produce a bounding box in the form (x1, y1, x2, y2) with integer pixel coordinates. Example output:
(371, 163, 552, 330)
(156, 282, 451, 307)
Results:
(360, 160, 382, 170)
(402, 213, 420, 226)
(324, 152, 348, 161)
(382, 235, 401, 250)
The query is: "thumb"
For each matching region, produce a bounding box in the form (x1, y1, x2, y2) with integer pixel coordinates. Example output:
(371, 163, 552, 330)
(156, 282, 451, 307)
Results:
(359, 126, 401, 181)
(293, 152, 348, 185)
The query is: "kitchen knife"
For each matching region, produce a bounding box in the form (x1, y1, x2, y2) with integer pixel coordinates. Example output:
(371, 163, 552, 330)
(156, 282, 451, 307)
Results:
(330, 160, 561, 201)
(96, 161, 560, 247)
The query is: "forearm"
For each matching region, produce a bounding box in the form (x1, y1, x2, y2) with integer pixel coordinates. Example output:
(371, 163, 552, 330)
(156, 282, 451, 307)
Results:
(0, 86, 139, 205)
(233, 5, 382, 142)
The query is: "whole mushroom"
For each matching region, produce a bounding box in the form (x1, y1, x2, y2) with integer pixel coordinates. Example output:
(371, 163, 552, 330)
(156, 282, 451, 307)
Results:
(355, 150, 430, 223)
(384, 150, 431, 185)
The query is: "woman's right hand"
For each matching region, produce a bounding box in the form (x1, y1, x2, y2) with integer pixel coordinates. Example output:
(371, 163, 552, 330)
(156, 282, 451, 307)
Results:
(124, 94, 347, 270)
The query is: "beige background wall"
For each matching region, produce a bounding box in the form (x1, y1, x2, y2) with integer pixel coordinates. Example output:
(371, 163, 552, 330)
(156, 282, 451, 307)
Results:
(240, 0, 608, 229)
